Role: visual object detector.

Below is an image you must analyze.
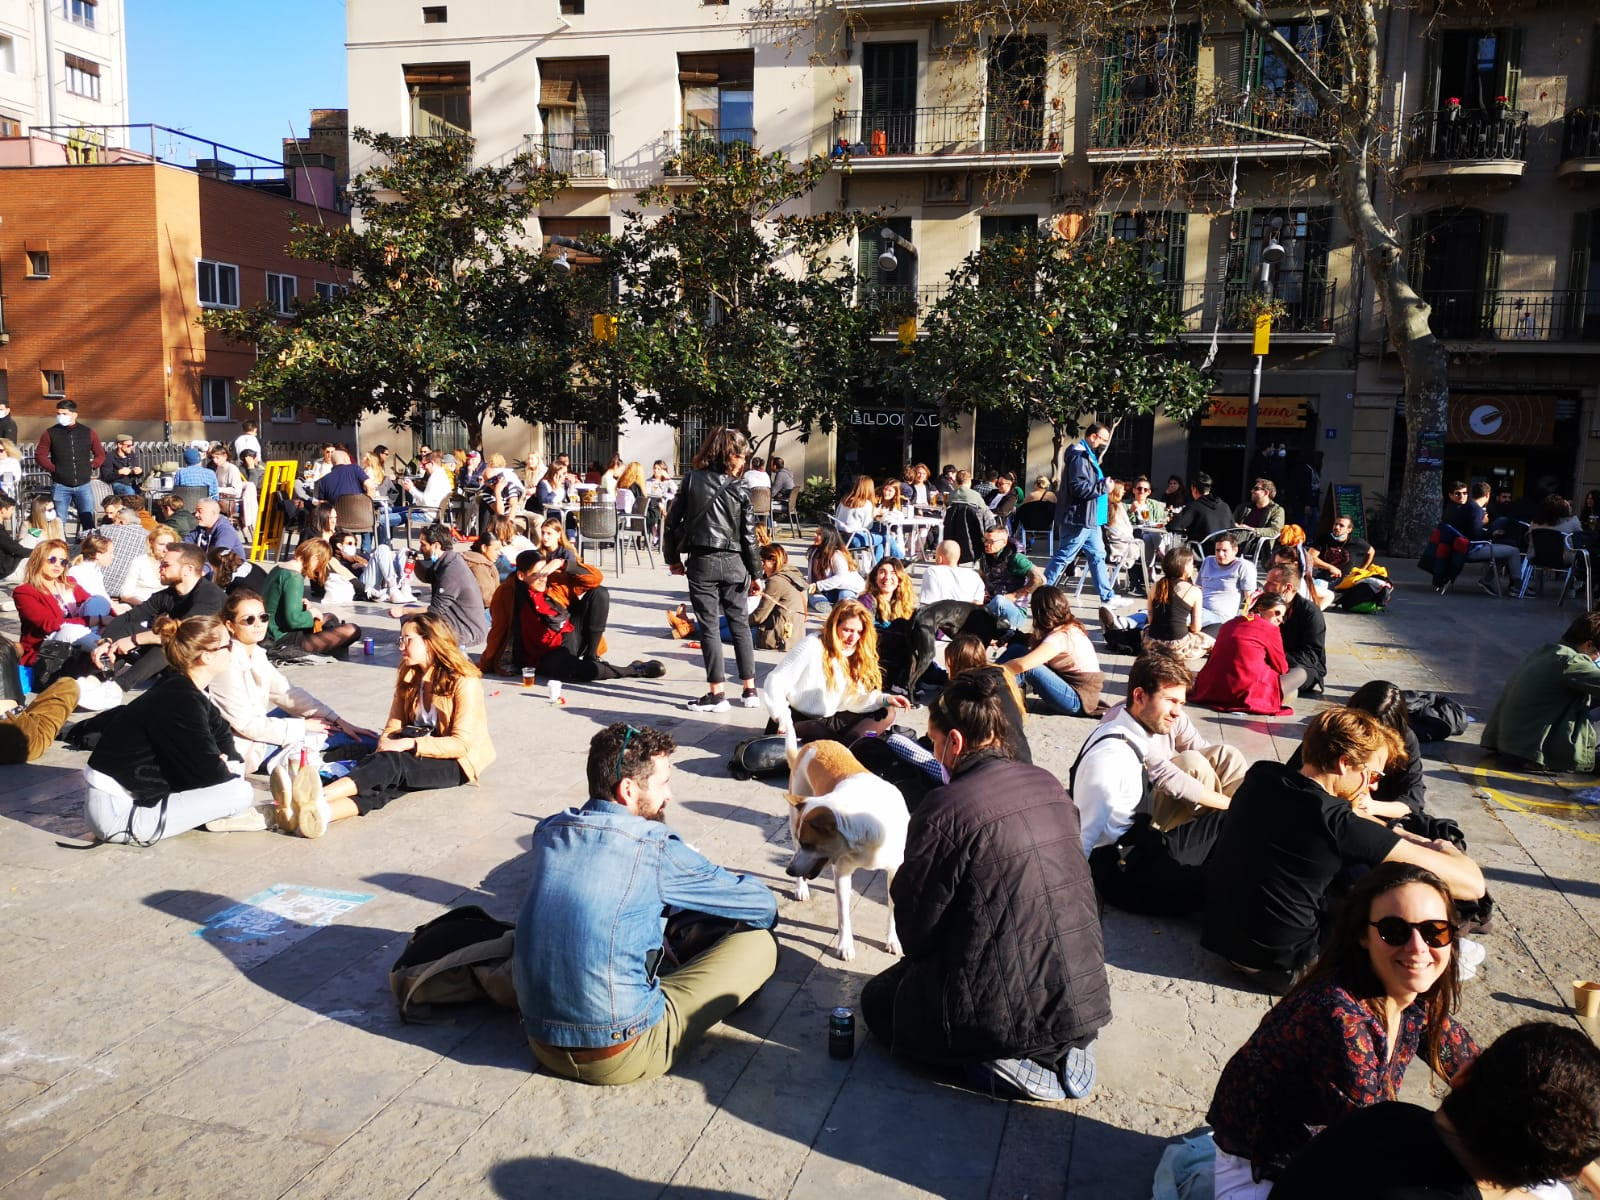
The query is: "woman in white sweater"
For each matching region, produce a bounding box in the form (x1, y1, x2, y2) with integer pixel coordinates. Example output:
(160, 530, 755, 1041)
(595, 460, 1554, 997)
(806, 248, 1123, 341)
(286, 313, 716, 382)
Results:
(208, 589, 376, 772)
(759, 599, 910, 744)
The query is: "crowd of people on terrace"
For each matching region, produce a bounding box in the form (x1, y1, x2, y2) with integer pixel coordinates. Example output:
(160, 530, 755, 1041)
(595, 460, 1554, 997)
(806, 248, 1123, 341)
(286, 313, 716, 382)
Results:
(1, 400, 1598, 1198)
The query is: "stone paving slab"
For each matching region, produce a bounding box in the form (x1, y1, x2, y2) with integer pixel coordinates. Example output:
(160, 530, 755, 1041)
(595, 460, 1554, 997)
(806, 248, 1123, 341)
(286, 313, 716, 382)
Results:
(0, 546, 1594, 1198)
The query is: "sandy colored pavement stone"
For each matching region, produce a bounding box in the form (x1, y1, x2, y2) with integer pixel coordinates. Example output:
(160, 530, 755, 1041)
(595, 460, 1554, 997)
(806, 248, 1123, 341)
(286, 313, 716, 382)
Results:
(0, 546, 1596, 1198)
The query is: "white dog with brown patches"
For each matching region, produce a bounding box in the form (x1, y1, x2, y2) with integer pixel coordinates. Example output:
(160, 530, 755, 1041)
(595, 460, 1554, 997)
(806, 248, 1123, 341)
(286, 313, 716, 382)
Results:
(783, 730, 909, 961)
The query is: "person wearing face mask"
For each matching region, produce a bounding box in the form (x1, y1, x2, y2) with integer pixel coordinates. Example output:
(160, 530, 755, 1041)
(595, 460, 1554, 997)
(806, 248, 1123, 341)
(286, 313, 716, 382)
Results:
(1482, 610, 1600, 774)
(861, 669, 1110, 1103)
(1202, 708, 1486, 995)
(34, 399, 106, 531)
(512, 722, 779, 1086)
(387, 523, 488, 650)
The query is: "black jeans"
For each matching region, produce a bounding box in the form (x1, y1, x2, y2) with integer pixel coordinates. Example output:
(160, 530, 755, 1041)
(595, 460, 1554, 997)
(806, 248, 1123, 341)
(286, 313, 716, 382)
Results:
(346, 751, 467, 814)
(536, 644, 627, 683)
(685, 551, 755, 687)
(569, 587, 609, 661)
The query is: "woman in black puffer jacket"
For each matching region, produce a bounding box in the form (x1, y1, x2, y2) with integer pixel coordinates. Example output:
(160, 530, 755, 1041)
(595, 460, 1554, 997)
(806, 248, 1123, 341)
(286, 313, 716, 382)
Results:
(662, 427, 763, 713)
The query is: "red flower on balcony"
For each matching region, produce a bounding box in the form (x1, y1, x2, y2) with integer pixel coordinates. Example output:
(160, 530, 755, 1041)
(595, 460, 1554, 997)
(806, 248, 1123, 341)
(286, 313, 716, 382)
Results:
(1446, 97, 1461, 109)
(1495, 95, 1508, 105)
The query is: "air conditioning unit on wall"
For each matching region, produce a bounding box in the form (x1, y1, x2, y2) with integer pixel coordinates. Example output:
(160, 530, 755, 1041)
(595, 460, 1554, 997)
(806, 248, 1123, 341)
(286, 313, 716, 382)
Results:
(572, 149, 607, 177)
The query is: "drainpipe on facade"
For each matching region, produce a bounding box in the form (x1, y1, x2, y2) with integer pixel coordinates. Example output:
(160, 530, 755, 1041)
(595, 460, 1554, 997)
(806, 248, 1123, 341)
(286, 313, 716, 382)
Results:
(39, 0, 58, 128)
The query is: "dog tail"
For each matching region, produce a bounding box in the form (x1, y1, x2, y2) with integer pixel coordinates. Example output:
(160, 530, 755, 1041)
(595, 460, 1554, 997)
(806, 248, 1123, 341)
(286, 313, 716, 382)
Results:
(784, 724, 801, 770)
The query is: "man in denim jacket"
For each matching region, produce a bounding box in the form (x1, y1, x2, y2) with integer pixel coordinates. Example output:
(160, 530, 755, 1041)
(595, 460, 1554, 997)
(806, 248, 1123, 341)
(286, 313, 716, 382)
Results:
(514, 722, 779, 1085)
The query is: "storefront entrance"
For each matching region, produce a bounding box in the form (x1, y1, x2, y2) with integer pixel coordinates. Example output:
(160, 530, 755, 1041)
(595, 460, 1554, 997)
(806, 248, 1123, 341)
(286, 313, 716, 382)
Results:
(836, 398, 941, 482)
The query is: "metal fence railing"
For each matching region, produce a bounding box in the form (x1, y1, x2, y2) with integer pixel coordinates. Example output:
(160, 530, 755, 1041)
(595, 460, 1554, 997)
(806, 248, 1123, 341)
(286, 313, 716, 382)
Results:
(1561, 107, 1600, 163)
(1405, 107, 1529, 165)
(1420, 289, 1600, 342)
(833, 105, 1062, 158)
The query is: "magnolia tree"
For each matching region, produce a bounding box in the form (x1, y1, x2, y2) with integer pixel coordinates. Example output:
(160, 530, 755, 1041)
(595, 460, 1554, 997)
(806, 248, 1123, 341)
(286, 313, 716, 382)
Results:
(201, 129, 600, 449)
(916, 231, 1212, 475)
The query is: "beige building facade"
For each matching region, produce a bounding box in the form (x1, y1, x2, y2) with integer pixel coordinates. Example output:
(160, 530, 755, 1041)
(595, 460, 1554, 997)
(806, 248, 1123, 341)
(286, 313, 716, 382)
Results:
(0, 0, 128, 140)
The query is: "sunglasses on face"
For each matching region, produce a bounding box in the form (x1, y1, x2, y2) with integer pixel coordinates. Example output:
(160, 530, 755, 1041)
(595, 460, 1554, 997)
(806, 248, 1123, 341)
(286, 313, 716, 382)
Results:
(44, 555, 67, 565)
(1369, 917, 1455, 948)
(235, 614, 267, 625)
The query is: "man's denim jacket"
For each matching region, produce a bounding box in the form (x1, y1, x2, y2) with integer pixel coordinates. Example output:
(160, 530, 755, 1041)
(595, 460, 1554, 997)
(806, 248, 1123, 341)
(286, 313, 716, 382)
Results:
(513, 798, 778, 1048)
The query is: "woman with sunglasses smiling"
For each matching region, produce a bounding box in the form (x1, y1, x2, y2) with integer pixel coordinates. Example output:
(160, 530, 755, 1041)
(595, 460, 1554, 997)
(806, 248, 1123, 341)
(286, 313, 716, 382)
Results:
(14, 539, 111, 668)
(1203, 862, 1477, 1199)
(207, 590, 376, 774)
(83, 613, 259, 843)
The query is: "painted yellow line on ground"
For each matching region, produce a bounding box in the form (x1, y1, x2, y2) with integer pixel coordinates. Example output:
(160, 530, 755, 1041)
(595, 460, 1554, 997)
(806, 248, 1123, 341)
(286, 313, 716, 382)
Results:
(1469, 757, 1600, 846)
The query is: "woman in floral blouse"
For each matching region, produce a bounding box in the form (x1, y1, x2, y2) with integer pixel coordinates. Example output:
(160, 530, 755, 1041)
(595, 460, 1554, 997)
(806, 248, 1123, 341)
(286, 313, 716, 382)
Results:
(1204, 862, 1477, 1199)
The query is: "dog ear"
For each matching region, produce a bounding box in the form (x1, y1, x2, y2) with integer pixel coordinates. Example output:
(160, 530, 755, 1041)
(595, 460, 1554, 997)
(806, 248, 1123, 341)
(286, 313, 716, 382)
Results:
(804, 806, 839, 837)
(783, 791, 807, 809)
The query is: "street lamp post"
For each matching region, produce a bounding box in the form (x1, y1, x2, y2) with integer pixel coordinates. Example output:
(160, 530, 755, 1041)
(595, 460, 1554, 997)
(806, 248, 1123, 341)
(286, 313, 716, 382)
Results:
(1244, 216, 1286, 500)
(876, 227, 920, 468)
(550, 234, 622, 460)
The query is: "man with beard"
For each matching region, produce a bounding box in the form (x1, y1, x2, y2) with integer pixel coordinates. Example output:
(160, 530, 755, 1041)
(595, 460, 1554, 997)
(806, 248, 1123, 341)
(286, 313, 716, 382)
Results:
(512, 723, 778, 1086)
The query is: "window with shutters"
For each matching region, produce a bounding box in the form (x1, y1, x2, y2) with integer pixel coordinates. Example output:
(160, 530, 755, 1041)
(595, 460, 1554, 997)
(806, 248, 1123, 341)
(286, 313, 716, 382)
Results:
(678, 51, 754, 154)
(860, 42, 918, 153)
(1409, 208, 1503, 339)
(1091, 212, 1186, 315)
(1092, 26, 1199, 148)
(405, 63, 471, 137)
(986, 36, 1048, 151)
(1223, 208, 1332, 332)
(64, 53, 100, 100)
(537, 58, 610, 175)
(1424, 30, 1522, 111)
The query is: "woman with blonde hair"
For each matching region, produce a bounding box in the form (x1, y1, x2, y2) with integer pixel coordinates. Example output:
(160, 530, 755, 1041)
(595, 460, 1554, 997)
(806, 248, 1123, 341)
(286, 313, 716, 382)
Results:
(614, 461, 645, 515)
(873, 479, 909, 558)
(0, 438, 23, 498)
(759, 598, 910, 744)
(258, 539, 362, 656)
(15, 539, 109, 666)
(277, 612, 494, 839)
(22, 495, 65, 548)
(834, 474, 883, 560)
(83, 613, 258, 843)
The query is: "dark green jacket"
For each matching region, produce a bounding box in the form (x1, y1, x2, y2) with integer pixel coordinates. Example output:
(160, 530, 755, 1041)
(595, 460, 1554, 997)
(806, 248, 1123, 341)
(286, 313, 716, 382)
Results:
(1483, 642, 1600, 771)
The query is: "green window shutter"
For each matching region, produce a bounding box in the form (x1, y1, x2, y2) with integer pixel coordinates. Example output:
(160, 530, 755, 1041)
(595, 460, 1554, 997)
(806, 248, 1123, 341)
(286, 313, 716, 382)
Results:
(1482, 212, 1506, 296)
(1421, 36, 1441, 110)
(1180, 23, 1201, 124)
(1095, 38, 1125, 146)
(1405, 214, 1426, 291)
(1092, 212, 1114, 241)
(1241, 26, 1263, 93)
(1569, 211, 1594, 335)
(1163, 212, 1189, 283)
(1498, 28, 1523, 107)
(1224, 208, 1253, 284)
(1305, 207, 1333, 282)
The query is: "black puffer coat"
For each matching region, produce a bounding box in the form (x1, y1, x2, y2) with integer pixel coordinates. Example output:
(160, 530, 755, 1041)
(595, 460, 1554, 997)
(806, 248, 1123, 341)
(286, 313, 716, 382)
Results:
(886, 750, 1111, 1063)
(661, 469, 761, 577)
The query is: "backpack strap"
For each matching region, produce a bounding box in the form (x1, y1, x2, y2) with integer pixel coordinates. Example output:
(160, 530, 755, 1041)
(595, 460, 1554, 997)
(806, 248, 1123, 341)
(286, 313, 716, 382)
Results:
(1068, 730, 1153, 819)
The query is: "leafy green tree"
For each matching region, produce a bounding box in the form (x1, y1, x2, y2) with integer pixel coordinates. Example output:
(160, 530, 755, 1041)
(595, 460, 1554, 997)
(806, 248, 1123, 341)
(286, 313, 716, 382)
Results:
(201, 129, 599, 449)
(608, 146, 882, 457)
(916, 231, 1212, 474)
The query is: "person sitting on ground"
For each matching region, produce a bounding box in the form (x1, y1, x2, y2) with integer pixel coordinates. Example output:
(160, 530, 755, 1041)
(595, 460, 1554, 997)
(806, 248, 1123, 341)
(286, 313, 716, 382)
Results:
(1231, 477, 1286, 558)
(513, 722, 779, 1086)
(1271, 536, 1334, 609)
(184, 497, 247, 561)
(1483, 610, 1600, 773)
(157, 493, 197, 536)
(209, 590, 376, 774)
(760, 599, 910, 744)
(493, 516, 536, 577)
(67, 533, 125, 615)
(21, 495, 66, 548)
(862, 670, 1110, 1102)
(273, 613, 493, 839)
(489, 549, 662, 684)
(745, 543, 807, 652)
(1143, 545, 1213, 661)
(206, 546, 271, 596)
(919, 539, 986, 606)
(16, 540, 114, 669)
(1202, 709, 1487, 993)
(977, 524, 1045, 631)
(859, 556, 917, 689)
(1198, 532, 1257, 631)
(0, 494, 29, 588)
(998, 585, 1105, 717)
(834, 474, 883, 560)
(83, 614, 260, 843)
(1270, 1020, 1600, 1200)
(1288, 680, 1427, 822)
(1165, 473, 1234, 544)
(1073, 651, 1245, 860)
(805, 527, 866, 614)
(945, 632, 1030, 764)
(1190, 592, 1293, 716)
(460, 531, 502, 613)
(98, 541, 226, 689)
(1262, 562, 1327, 697)
(258, 539, 363, 658)
(1204, 862, 1478, 1199)
(330, 529, 412, 604)
(117, 523, 176, 605)
(387, 523, 489, 650)
(97, 493, 124, 527)
(0, 629, 79, 763)
(1307, 513, 1374, 584)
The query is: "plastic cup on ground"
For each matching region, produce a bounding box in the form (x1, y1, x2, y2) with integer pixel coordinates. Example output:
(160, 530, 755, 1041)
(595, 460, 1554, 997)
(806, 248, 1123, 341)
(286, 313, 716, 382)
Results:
(548, 679, 563, 704)
(522, 667, 537, 689)
(1574, 980, 1600, 1019)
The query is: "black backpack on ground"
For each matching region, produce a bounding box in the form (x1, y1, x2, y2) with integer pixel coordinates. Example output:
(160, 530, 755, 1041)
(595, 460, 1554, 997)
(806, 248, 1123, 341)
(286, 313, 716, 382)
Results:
(1401, 690, 1469, 742)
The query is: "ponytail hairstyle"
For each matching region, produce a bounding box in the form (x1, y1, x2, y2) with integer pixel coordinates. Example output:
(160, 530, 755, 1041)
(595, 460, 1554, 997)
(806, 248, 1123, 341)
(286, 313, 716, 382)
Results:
(928, 668, 1014, 760)
(207, 546, 247, 587)
(154, 612, 229, 675)
(1150, 545, 1195, 608)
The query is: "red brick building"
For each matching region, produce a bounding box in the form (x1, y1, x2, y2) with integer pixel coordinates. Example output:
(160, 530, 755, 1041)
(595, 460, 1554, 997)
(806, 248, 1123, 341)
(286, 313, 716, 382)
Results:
(0, 127, 353, 448)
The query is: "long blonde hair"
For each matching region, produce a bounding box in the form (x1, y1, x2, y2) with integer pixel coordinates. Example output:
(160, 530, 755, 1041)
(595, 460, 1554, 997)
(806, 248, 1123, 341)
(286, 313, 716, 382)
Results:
(395, 612, 480, 712)
(844, 475, 876, 510)
(28, 496, 64, 541)
(361, 452, 386, 486)
(866, 557, 916, 622)
(22, 539, 69, 590)
(616, 461, 644, 492)
(820, 600, 882, 694)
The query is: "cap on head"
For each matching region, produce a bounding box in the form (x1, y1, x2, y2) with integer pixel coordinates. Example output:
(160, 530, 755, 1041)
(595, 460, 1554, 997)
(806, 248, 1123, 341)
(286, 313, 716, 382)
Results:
(115, 433, 133, 444)
(183, 447, 201, 466)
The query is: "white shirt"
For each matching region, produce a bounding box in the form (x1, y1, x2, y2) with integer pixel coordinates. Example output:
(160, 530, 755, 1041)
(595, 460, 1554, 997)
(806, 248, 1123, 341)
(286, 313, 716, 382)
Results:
(917, 564, 985, 606)
(234, 434, 261, 461)
(207, 640, 335, 772)
(409, 466, 453, 511)
(1073, 703, 1213, 855)
(834, 501, 874, 537)
(68, 561, 109, 599)
(1199, 556, 1257, 627)
(743, 470, 772, 490)
(759, 636, 886, 733)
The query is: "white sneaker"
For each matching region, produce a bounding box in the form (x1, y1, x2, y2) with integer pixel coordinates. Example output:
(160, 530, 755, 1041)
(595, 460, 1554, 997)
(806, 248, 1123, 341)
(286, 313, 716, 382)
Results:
(205, 805, 272, 833)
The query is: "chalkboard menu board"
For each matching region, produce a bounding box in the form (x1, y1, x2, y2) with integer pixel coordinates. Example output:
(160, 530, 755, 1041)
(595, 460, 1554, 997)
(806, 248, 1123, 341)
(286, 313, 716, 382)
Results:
(1328, 483, 1367, 541)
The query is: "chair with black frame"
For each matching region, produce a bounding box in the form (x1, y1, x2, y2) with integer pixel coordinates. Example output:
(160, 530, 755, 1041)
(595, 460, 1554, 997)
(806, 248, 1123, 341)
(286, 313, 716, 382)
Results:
(618, 508, 656, 570)
(332, 493, 376, 546)
(173, 484, 212, 514)
(942, 502, 988, 565)
(576, 503, 623, 575)
(1015, 499, 1055, 558)
(1518, 527, 1591, 610)
(273, 490, 304, 560)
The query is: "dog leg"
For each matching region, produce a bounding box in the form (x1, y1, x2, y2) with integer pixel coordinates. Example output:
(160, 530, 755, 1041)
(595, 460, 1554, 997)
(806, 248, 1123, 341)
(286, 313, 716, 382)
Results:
(834, 866, 855, 961)
(883, 866, 902, 957)
(795, 876, 810, 903)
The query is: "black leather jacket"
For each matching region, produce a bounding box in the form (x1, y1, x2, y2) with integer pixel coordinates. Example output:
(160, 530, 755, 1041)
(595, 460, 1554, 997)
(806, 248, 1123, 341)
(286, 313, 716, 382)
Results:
(662, 469, 761, 577)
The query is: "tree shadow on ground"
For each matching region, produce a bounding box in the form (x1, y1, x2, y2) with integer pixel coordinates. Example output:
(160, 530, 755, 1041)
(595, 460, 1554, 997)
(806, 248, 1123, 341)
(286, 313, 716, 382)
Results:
(490, 1159, 762, 1198)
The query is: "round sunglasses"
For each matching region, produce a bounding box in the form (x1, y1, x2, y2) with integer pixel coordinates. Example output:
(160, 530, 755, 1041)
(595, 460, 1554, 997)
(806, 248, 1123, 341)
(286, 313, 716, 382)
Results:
(1369, 917, 1455, 948)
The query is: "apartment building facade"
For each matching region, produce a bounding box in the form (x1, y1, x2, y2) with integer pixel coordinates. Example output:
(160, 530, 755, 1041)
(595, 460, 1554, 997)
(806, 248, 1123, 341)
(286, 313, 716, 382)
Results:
(0, 0, 128, 140)
(0, 127, 355, 447)
(346, 1, 1599, 517)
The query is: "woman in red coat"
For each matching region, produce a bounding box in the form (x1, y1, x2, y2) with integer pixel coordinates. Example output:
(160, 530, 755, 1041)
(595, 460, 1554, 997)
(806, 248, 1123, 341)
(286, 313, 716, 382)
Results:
(14, 539, 107, 665)
(1191, 593, 1292, 716)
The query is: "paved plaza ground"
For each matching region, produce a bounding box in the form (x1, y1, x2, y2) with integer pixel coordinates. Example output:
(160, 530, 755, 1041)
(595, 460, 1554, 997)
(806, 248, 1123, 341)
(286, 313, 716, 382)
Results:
(1, 540, 1597, 1199)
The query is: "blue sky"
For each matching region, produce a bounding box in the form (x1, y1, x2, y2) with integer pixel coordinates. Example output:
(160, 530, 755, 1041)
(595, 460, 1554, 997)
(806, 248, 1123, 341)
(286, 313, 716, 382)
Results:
(126, 0, 348, 164)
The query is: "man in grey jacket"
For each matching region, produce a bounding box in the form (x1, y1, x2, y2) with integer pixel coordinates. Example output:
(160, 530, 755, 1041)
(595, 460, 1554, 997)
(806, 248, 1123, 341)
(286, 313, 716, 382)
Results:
(389, 523, 489, 649)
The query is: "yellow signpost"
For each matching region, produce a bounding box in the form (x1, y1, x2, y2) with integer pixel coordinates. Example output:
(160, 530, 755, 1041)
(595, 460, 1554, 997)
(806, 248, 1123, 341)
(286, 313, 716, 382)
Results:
(1252, 313, 1272, 356)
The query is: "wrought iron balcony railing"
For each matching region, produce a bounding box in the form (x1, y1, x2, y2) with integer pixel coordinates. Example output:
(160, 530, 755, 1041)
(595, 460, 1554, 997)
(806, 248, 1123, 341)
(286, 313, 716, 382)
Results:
(1561, 107, 1600, 162)
(1421, 289, 1600, 342)
(1089, 90, 1334, 152)
(1162, 280, 1341, 335)
(858, 283, 951, 330)
(832, 105, 1061, 158)
(1404, 107, 1528, 166)
(665, 126, 756, 175)
(529, 131, 613, 178)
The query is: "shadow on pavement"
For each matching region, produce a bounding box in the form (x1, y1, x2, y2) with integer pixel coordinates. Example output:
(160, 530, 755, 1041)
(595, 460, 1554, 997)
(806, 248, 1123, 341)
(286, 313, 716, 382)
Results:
(0, 762, 96, 838)
(1484, 865, 1600, 900)
(489, 1158, 761, 1198)
(1488, 990, 1571, 1016)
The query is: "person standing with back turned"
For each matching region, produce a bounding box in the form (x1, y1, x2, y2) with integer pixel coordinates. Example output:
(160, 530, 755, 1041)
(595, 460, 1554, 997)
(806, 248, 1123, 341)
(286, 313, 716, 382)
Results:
(663, 427, 763, 713)
(1045, 421, 1117, 604)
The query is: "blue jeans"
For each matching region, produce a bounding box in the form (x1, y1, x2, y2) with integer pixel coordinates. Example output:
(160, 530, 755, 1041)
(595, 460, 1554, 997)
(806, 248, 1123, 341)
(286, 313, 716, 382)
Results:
(111, 482, 137, 497)
(996, 642, 1084, 715)
(986, 594, 1029, 630)
(53, 481, 98, 526)
(846, 530, 884, 559)
(1045, 522, 1114, 602)
(809, 587, 857, 614)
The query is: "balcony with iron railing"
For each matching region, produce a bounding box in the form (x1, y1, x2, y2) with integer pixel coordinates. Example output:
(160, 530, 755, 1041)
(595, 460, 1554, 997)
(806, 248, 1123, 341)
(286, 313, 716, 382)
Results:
(1163, 279, 1342, 339)
(527, 131, 613, 182)
(1088, 90, 1334, 160)
(1559, 108, 1600, 180)
(831, 105, 1062, 168)
(664, 127, 756, 177)
(1419, 289, 1600, 344)
(858, 283, 951, 334)
(1401, 108, 1528, 183)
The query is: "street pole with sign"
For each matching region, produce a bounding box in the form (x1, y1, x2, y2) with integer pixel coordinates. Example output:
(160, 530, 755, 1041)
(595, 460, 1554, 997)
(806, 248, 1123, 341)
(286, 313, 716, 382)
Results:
(1243, 217, 1286, 499)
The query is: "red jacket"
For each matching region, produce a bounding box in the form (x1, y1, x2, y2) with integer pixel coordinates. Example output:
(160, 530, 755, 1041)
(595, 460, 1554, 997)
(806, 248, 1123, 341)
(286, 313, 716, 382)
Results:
(1191, 614, 1292, 716)
(15, 581, 91, 665)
